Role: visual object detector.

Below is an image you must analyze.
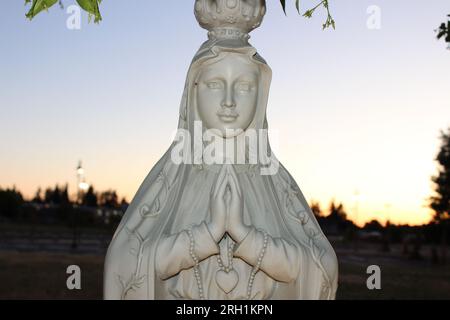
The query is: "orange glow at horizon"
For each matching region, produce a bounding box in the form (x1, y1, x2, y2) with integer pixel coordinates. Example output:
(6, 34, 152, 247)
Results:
(2, 157, 436, 228)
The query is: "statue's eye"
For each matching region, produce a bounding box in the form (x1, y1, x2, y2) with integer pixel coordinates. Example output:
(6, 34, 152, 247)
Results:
(236, 82, 251, 92)
(206, 81, 223, 89)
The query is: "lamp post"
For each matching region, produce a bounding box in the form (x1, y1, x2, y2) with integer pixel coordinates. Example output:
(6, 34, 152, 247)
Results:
(72, 161, 89, 250)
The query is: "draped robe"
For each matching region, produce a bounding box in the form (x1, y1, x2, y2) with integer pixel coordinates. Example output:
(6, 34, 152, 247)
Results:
(104, 38, 339, 300)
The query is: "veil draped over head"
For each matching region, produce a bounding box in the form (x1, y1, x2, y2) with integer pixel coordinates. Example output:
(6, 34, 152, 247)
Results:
(104, 36, 338, 300)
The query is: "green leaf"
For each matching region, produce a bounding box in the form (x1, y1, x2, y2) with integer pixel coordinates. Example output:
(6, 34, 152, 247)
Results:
(25, 0, 58, 20)
(280, 0, 286, 15)
(295, 0, 300, 14)
(76, 0, 102, 23)
(303, 10, 313, 19)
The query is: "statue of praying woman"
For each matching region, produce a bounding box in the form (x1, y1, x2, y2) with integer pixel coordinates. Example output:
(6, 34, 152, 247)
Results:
(104, 0, 338, 300)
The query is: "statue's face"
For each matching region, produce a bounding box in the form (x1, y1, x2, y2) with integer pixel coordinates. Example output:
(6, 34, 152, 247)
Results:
(196, 54, 260, 138)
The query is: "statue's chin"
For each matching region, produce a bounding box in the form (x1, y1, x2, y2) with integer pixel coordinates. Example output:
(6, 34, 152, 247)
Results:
(210, 126, 247, 139)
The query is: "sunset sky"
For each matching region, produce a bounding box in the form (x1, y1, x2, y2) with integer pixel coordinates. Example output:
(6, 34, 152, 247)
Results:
(1, 0, 449, 226)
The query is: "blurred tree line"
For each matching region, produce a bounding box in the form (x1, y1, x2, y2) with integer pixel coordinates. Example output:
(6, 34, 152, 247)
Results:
(0, 184, 128, 230)
(0, 128, 448, 261)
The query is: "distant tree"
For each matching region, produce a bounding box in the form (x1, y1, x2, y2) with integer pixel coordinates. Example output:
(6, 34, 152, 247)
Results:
(32, 187, 43, 203)
(119, 197, 129, 217)
(430, 128, 450, 222)
(0, 187, 24, 219)
(44, 185, 64, 204)
(57, 184, 72, 223)
(328, 200, 347, 222)
(99, 190, 119, 208)
(82, 186, 98, 207)
(44, 187, 53, 204)
(325, 200, 358, 243)
(61, 184, 70, 204)
(42, 184, 71, 205)
(310, 200, 322, 217)
(436, 15, 450, 48)
(364, 219, 391, 252)
(53, 185, 62, 204)
(120, 197, 129, 208)
(429, 127, 450, 263)
(382, 220, 392, 252)
(363, 219, 383, 232)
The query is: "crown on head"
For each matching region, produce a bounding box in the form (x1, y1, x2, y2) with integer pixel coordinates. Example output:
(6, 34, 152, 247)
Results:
(195, 0, 266, 40)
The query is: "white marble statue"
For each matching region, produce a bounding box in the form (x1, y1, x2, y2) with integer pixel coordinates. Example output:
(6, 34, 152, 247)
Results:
(104, 0, 338, 300)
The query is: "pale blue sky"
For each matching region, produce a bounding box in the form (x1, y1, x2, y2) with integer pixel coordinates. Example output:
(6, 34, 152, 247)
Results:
(1, 0, 449, 225)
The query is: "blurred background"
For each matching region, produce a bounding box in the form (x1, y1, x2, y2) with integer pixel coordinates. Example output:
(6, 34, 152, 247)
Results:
(0, 0, 449, 299)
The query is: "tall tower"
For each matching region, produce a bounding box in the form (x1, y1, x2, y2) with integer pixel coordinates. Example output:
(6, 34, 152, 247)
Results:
(76, 160, 89, 204)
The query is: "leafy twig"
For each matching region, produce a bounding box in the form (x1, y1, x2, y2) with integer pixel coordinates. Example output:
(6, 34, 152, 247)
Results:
(302, 0, 335, 30)
(24, 0, 102, 23)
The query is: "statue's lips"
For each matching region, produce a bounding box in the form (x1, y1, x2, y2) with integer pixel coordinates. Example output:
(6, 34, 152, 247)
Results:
(217, 112, 239, 123)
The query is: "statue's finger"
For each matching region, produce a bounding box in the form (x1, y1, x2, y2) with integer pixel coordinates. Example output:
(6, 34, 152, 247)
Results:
(228, 165, 242, 198)
(213, 164, 228, 198)
(228, 174, 237, 200)
(228, 171, 241, 201)
(215, 166, 229, 199)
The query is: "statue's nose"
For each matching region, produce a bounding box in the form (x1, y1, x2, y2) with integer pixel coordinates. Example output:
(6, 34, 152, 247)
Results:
(221, 87, 236, 108)
(221, 101, 236, 109)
